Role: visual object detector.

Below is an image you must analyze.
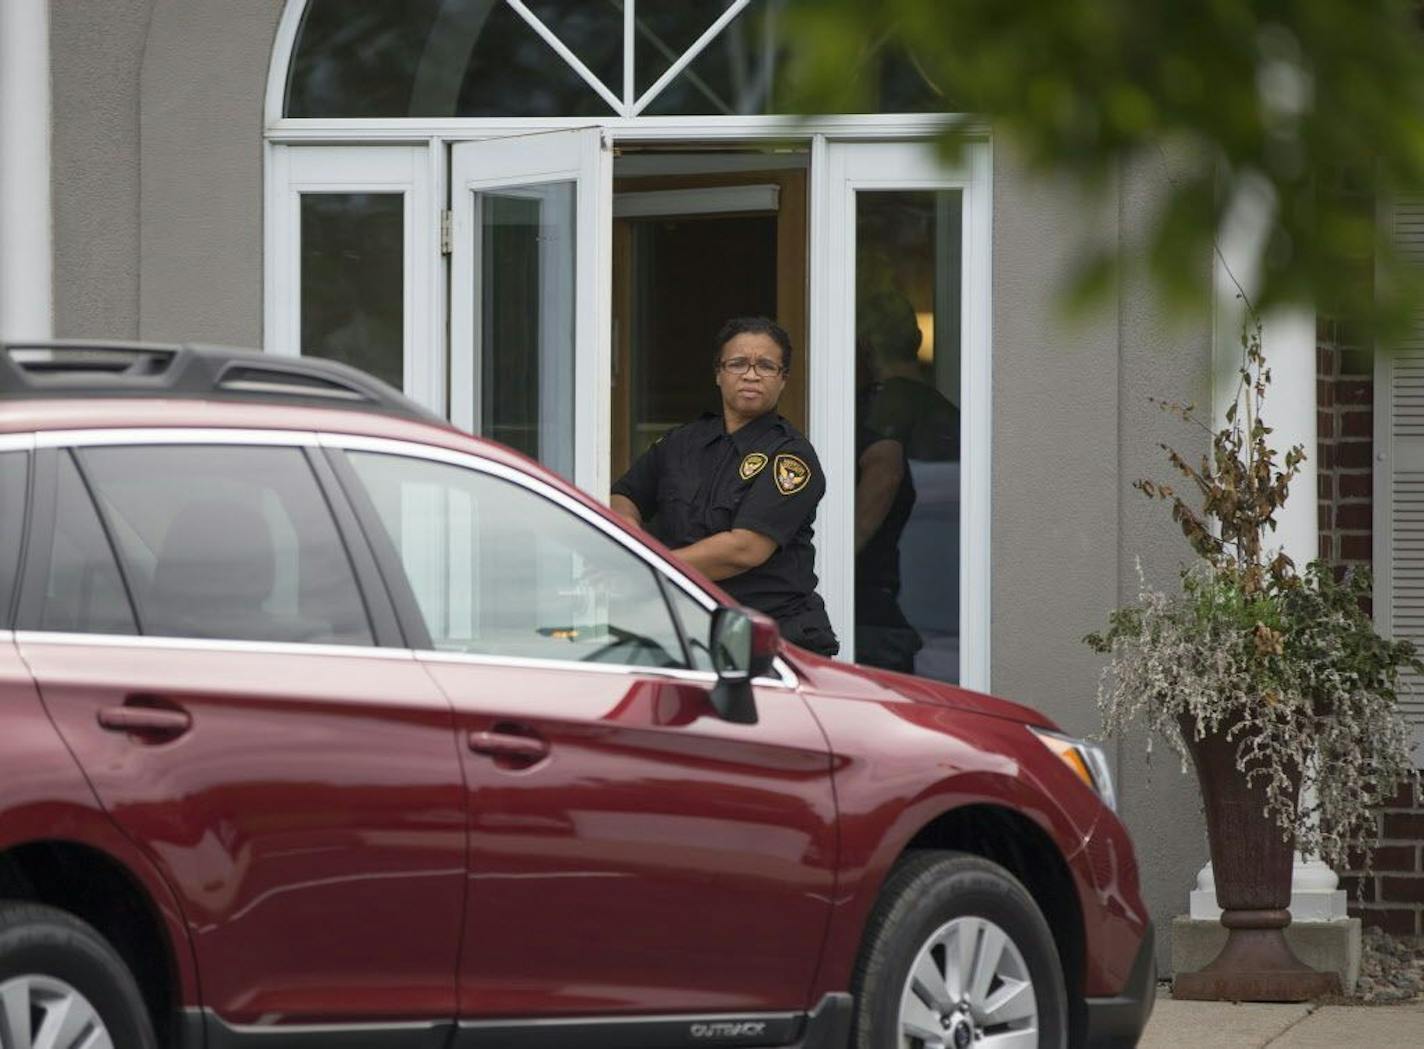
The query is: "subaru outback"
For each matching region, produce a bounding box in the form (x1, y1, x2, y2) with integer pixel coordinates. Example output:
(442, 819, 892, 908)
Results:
(0, 342, 1153, 1049)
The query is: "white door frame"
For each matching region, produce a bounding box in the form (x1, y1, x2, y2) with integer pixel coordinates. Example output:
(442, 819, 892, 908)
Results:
(264, 145, 443, 412)
(264, 126, 993, 690)
(448, 129, 612, 493)
(809, 138, 993, 690)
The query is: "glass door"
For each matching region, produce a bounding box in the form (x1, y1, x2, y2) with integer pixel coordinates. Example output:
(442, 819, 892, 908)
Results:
(266, 145, 441, 411)
(811, 138, 992, 689)
(450, 129, 612, 491)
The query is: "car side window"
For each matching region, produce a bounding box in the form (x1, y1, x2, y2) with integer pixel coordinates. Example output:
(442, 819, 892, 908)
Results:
(0, 452, 29, 628)
(34, 453, 138, 635)
(79, 445, 374, 646)
(665, 584, 716, 672)
(346, 451, 688, 668)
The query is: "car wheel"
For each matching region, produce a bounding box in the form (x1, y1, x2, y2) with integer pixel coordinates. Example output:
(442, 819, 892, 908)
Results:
(852, 851, 1068, 1049)
(0, 902, 157, 1049)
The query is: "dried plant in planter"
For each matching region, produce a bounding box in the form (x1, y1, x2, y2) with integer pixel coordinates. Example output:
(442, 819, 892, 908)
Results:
(1086, 320, 1419, 1000)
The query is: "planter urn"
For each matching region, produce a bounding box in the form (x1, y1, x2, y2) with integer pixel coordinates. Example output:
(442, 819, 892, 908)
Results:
(1172, 715, 1340, 1002)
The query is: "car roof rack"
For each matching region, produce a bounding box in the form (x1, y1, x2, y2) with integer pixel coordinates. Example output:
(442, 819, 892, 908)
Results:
(0, 340, 446, 424)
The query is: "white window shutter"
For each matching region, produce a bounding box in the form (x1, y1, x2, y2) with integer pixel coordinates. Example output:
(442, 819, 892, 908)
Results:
(1376, 194, 1424, 763)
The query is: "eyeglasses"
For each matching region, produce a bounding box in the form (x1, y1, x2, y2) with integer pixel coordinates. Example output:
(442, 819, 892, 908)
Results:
(719, 356, 785, 378)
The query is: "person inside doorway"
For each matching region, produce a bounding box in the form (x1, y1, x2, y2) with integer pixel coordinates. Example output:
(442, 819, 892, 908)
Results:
(854, 336, 921, 672)
(856, 288, 962, 678)
(858, 290, 960, 462)
(610, 317, 839, 657)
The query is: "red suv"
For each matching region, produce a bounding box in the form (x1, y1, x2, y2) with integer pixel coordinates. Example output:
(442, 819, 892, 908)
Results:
(0, 343, 1153, 1049)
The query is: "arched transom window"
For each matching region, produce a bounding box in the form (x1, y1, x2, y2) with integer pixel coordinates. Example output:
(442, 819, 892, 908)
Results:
(285, 0, 942, 119)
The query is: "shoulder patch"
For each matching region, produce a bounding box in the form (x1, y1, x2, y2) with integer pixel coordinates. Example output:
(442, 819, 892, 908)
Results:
(773, 453, 811, 495)
(739, 451, 769, 480)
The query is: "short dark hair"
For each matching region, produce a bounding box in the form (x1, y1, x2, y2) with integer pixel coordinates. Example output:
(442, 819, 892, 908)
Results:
(713, 317, 793, 374)
(857, 290, 922, 364)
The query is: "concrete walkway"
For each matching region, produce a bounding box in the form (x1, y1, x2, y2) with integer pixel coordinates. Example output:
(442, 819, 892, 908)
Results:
(1138, 993, 1424, 1049)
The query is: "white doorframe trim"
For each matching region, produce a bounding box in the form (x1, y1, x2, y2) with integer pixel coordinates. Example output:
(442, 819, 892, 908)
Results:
(265, 115, 981, 143)
(808, 137, 993, 691)
(448, 129, 612, 495)
(263, 144, 442, 412)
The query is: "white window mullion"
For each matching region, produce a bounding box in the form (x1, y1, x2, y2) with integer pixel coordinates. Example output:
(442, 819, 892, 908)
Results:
(630, 10, 735, 115)
(623, 0, 635, 111)
(505, 0, 628, 117)
(632, 0, 750, 116)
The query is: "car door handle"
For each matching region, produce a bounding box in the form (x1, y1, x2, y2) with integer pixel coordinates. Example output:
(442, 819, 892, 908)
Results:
(97, 705, 191, 738)
(467, 730, 549, 761)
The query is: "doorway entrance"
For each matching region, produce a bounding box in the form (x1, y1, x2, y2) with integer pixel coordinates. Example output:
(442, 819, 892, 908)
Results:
(610, 150, 808, 478)
(268, 131, 990, 687)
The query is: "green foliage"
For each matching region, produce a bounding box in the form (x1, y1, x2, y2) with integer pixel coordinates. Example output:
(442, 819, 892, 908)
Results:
(782, 0, 1424, 334)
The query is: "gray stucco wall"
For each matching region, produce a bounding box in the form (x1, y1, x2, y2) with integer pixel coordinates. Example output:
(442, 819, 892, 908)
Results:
(138, 0, 284, 345)
(51, 0, 283, 345)
(1112, 152, 1217, 971)
(991, 144, 1213, 971)
(51, 0, 155, 339)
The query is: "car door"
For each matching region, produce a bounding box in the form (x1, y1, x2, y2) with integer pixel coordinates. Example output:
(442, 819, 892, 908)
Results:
(332, 439, 839, 1036)
(13, 436, 465, 1041)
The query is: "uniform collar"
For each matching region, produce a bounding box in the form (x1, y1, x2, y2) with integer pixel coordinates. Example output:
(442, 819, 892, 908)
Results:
(731, 410, 785, 452)
(698, 410, 784, 452)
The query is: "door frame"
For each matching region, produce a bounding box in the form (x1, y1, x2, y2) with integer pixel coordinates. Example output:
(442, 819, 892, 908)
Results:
(810, 138, 993, 691)
(448, 130, 612, 492)
(264, 144, 444, 413)
(264, 121, 992, 689)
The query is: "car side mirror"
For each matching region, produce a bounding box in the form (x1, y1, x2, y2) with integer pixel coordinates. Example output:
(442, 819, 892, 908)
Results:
(707, 607, 780, 724)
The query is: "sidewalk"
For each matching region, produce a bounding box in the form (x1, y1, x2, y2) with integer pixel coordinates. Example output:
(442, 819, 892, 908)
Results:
(1138, 991, 1424, 1049)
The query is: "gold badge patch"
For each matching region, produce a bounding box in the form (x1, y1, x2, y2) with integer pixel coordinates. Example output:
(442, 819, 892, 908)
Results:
(773, 453, 811, 495)
(739, 452, 769, 480)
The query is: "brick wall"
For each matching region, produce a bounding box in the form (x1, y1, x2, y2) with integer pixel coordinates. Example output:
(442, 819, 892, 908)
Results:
(1319, 322, 1424, 935)
(1347, 781, 1424, 936)
(1316, 324, 1373, 582)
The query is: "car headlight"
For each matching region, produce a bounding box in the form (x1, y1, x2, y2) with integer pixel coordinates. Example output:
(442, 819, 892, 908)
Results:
(1028, 727, 1117, 812)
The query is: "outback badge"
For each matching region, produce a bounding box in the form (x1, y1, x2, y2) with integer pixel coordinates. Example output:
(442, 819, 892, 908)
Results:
(690, 1020, 768, 1040)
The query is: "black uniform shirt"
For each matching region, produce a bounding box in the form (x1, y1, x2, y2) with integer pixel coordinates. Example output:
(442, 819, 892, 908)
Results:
(854, 417, 916, 605)
(612, 411, 828, 622)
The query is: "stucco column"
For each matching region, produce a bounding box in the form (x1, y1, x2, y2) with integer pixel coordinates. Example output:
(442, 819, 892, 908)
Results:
(0, 0, 53, 340)
(1192, 179, 1346, 922)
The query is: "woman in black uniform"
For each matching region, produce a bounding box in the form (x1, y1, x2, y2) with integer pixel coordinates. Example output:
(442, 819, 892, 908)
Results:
(609, 317, 839, 657)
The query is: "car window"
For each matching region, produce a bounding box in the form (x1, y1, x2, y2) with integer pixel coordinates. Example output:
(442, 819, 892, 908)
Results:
(665, 583, 715, 672)
(34, 453, 137, 635)
(79, 445, 373, 646)
(0, 452, 28, 628)
(346, 452, 687, 668)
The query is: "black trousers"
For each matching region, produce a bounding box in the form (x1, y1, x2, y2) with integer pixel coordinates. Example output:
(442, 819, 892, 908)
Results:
(775, 601, 840, 657)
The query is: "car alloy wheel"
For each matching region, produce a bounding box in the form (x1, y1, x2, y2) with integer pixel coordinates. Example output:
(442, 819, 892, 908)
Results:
(0, 973, 113, 1049)
(851, 851, 1066, 1049)
(0, 903, 155, 1049)
(897, 915, 1038, 1048)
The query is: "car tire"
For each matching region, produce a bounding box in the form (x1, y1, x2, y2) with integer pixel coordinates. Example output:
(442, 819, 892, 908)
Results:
(0, 901, 157, 1049)
(851, 850, 1068, 1049)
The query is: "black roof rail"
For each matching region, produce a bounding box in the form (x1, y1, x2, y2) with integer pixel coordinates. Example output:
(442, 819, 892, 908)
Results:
(0, 341, 446, 425)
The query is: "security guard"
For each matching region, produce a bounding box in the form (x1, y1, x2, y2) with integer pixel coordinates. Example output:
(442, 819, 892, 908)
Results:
(610, 317, 839, 657)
